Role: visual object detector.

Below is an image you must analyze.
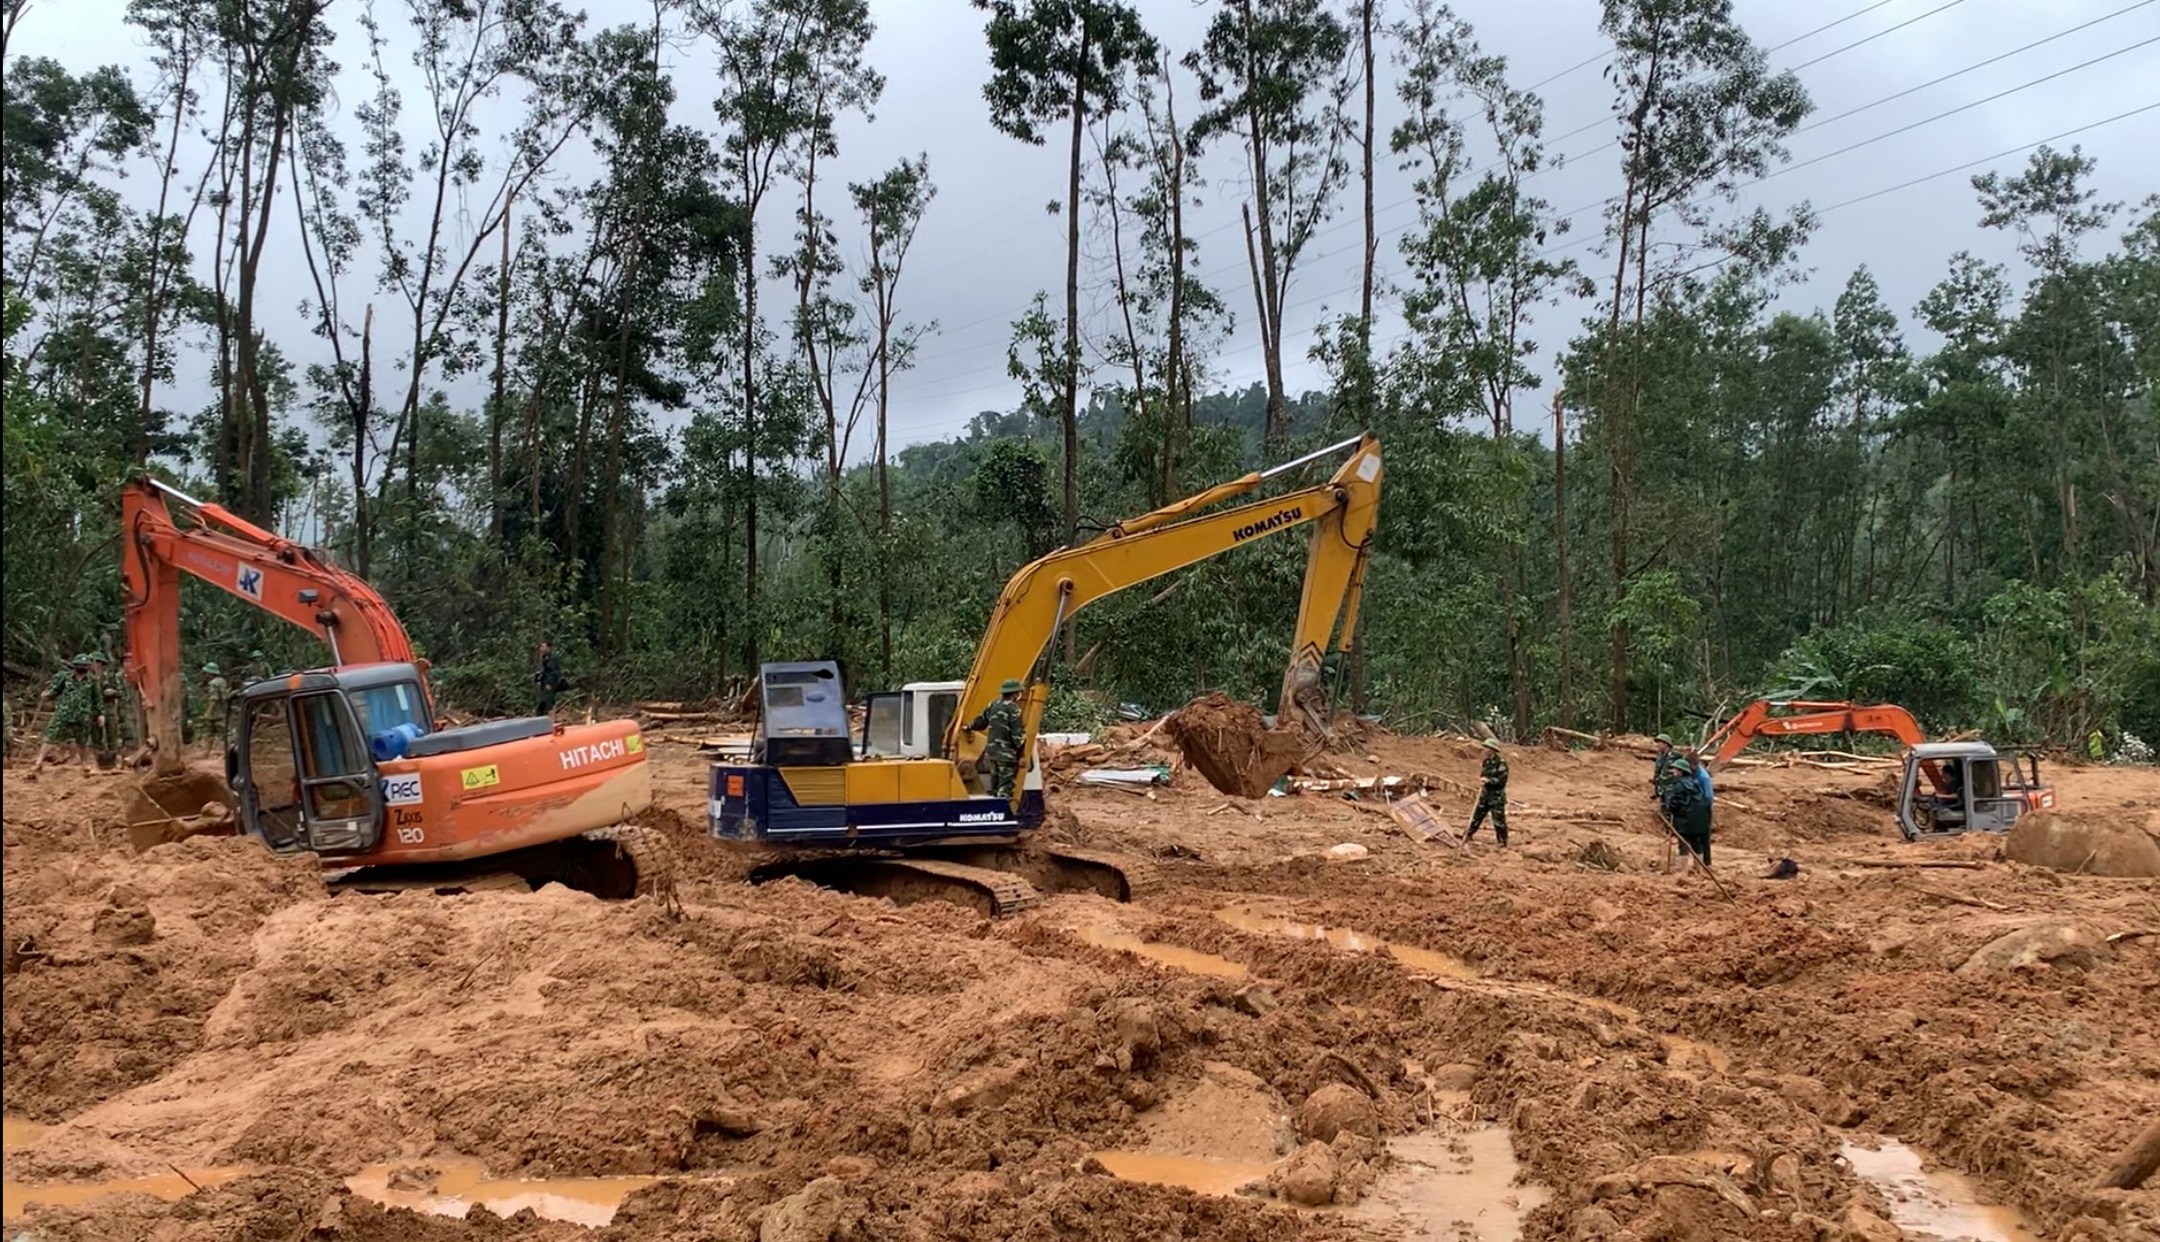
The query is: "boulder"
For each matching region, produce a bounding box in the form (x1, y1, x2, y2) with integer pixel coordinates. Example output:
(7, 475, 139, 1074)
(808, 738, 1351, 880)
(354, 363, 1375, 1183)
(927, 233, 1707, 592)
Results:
(1297, 1082, 1377, 1143)
(2004, 812, 2160, 877)
(1273, 1141, 1339, 1207)
(1956, 924, 2108, 976)
(761, 1177, 859, 1242)
(1839, 1203, 1900, 1242)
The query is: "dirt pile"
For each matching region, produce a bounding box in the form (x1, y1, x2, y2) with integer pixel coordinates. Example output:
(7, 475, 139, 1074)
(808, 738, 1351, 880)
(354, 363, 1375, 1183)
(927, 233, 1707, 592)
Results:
(2, 825, 323, 1120)
(2003, 811, 2160, 876)
(1164, 693, 1305, 799)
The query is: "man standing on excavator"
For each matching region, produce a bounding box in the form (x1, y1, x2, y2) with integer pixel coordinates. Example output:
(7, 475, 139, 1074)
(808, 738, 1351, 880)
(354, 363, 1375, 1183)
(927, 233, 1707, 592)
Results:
(968, 679, 1025, 799)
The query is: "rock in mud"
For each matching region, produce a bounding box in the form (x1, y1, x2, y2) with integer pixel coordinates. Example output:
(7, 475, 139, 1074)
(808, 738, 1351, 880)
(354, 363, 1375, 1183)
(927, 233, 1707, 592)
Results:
(1103, 998, 1163, 1071)
(1165, 692, 1305, 799)
(1297, 1082, 1377, 1144)
(2004, 812, 2160, 877)
(1956, 923, 2108, 975)
(761, 1176, 861, 1242)
(1272, 1140, 1340, 1206)
(1572, 1206, 1624, 1238)
(1232, 984, 1280, 1016)
(92, 902, 157, 945)
(1839, 1202, 1901, 1242)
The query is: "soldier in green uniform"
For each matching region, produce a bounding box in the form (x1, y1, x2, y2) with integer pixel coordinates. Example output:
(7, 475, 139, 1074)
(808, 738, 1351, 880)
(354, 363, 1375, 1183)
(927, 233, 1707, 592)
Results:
(86, 652, 126, 758)
(1463, 738, 1510, 847)
(202, 662, 231, 748)
(1650, 733, 1677, 800)
(34, 655, 98, 772)
(967, 679, 1026, 799)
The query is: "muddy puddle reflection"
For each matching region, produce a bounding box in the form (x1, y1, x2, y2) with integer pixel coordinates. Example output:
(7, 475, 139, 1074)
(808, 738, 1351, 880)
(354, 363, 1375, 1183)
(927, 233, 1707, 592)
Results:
(1841, 1139, 2040, 1242)
(1075, 924, 1249, 979)
(1214, 906, 1480, 978)
(4, 1118, 652, 1228)
(1089, 1151, 1275, 1196)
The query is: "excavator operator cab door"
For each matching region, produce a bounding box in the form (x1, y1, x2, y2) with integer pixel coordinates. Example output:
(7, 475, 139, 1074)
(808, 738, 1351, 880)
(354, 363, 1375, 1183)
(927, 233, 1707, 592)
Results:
(228, 678, 383, 857)
(1962, 753, 2024, 832)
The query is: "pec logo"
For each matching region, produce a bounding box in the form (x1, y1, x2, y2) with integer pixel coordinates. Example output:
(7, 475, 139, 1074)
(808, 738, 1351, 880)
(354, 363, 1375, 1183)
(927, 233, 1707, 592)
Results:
(236, 564, 264, 600)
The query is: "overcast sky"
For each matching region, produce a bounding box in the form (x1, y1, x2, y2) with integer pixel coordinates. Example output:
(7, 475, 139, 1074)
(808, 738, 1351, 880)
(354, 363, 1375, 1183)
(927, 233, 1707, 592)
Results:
(16, 0, 2160, 460)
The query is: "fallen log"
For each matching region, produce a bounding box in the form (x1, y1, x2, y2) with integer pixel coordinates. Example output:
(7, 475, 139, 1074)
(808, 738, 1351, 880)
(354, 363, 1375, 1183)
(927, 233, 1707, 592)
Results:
(1848, 859, 1988, 871)
(2096, 1118, 2160, 1190)
(1541, 726, 1605, 749)
(1915, 885, 2007, 911)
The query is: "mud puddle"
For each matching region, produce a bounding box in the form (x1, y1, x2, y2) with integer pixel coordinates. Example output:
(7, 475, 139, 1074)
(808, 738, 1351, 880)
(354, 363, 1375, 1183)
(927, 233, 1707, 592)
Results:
(1090, 1151, 1274, 1196)
(1214, 905, 1479, 978)
(1350, 1127, 1550, 1240)
(1076, 924, 1249, 979)
(1840, 1139, 2040, 1242)
(346, 1161, 657, 1227)
(3, 1144, 652, 1227)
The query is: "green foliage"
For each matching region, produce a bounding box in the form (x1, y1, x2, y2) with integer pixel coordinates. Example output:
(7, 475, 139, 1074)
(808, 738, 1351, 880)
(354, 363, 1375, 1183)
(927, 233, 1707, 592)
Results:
(1766, 616, 1981, 730)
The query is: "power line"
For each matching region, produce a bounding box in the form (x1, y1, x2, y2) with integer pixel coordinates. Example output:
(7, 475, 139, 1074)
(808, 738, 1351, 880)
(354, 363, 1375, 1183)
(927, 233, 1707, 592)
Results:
(1795, 0, 2158, 134)
(1757, 36, 2160, 184)
(886, 96, 2156, 436)
(1787, 0, 1979, 71)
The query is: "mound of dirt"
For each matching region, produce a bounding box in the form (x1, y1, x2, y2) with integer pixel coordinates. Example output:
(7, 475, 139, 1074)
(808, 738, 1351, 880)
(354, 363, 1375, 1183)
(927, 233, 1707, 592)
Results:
(1165, 693, 1305, 799)
(2004, 812, 2160, 876)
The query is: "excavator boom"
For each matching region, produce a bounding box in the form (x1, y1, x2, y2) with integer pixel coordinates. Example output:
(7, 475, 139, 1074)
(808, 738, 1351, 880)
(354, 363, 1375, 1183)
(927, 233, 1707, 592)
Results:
(122, 477, 423, 774)
(949, 433, 1383, 754)
(1703, 699, 1928, 773)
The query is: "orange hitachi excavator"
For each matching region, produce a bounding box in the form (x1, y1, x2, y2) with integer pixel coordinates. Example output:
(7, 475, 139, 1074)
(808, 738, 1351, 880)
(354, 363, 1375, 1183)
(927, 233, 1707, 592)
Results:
(1701, 699, 2055, 841)
(120, 476, 666, 898)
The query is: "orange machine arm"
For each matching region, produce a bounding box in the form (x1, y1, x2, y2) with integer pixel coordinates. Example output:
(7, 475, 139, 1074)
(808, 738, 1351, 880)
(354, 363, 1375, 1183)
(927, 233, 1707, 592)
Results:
(1703, 700, 1928, 773)
(121, 476, 421, 773)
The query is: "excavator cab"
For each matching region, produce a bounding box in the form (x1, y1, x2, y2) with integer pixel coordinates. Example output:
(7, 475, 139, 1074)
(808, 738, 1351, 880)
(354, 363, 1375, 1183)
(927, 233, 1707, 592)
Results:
(1895, 742, 2055, 841)
(228, 671, 387, 855)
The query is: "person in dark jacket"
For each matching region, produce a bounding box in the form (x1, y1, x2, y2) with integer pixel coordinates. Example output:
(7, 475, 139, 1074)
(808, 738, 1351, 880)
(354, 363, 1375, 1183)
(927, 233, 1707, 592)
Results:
(1662, 760, 1713, 872)
(535, 640, 568, 716)
(1463, 738, 1509, 847)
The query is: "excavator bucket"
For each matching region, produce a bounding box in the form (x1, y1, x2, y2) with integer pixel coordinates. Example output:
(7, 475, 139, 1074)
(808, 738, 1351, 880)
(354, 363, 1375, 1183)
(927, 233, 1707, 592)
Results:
(123, 766, 238, 852)
(1165, 691, 1308, 799)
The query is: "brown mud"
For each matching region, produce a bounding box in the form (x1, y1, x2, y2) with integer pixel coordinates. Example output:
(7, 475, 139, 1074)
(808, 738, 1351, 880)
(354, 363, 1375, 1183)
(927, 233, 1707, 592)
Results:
(3, 732, 2157, 1240)
(1166, 691, 1307, 798)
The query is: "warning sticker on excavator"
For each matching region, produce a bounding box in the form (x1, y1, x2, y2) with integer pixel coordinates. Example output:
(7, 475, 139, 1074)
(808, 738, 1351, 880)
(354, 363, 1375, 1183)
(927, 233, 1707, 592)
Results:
(626, 733, 644, 754)
(460, 764, 501, 791)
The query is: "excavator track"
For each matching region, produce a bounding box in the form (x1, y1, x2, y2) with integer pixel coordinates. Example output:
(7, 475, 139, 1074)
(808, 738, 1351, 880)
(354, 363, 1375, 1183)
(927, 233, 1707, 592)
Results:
(750, 855, 1043, 917)
(1040, 846, 1159, 901)
(324, 823, 680, 910)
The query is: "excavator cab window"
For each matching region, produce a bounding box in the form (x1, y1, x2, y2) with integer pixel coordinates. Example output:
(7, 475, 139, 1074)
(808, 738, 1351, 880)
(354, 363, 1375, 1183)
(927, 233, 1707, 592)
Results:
(294, 691, 374, 833)
(348, 680, 429, 738)
(862, 693, 903, 758)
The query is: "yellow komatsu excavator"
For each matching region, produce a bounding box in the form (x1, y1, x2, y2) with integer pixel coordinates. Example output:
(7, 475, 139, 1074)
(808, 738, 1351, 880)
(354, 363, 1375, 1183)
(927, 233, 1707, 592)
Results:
(709, 433, 1383, 914)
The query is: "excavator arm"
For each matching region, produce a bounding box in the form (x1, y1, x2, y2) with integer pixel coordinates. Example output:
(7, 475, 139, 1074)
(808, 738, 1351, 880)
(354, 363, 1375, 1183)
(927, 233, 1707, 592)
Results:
(121, 476, 423, 775)
(1703, 699, 1929, 773)
(947, 434, 1383, 762)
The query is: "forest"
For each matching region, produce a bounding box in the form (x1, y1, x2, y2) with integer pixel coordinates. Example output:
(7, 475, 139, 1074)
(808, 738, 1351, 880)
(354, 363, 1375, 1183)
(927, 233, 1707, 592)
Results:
(3, 0, 2156, 750)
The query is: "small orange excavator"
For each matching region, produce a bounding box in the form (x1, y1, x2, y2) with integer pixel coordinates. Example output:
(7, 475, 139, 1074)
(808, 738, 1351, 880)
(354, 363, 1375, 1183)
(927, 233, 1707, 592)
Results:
(1701, 699, 2055, 841)
(120, 476, 665, 897)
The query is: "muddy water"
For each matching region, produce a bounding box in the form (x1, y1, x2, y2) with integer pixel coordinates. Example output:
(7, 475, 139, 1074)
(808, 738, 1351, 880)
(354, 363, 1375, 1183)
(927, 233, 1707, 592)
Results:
(1076, 924, 1250, 979)
(2, 1124, 652, 1228)
(346, 1161, 656, 1227)
(1354, 1127, 1551, 1242)
(1214, 906, 1480, 978)
(1090, 1151, 1275, 1196)
(1840, 1139, 2041, 1242)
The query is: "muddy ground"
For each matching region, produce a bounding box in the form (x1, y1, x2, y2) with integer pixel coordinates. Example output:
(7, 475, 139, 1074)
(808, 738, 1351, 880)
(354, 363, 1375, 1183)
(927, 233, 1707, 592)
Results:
(3, 729, 2156, 1241)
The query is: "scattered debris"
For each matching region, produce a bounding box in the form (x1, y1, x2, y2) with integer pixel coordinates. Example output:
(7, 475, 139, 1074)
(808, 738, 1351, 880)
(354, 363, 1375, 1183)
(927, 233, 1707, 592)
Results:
(1164, 692, 1306, 799)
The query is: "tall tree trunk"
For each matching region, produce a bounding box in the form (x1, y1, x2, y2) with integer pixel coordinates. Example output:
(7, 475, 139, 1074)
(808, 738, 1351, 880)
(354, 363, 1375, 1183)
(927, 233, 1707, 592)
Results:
(133, 44, 196, 465)
(1554, 391, 1571, 729)
(355, 305, 373, 576)
(1350, 0, 1377, 714)
(489, 189, 513, 542)
(1058, 27, 1090, 662)
(741, 148, 763, 671)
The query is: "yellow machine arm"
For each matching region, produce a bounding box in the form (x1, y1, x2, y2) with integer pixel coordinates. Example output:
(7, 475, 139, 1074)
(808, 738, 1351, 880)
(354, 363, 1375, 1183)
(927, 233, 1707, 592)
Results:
(948, 434, 1383, 762)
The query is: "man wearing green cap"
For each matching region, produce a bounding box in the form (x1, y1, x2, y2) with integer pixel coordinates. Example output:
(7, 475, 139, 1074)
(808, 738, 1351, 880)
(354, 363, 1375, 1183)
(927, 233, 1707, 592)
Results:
(1650, 733, 1677, 801)
(1463, 737, 1510, 847)
(86, 652, 127, 757)
(202, 663, 231, 748)
(967, 679, 1026, 799)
